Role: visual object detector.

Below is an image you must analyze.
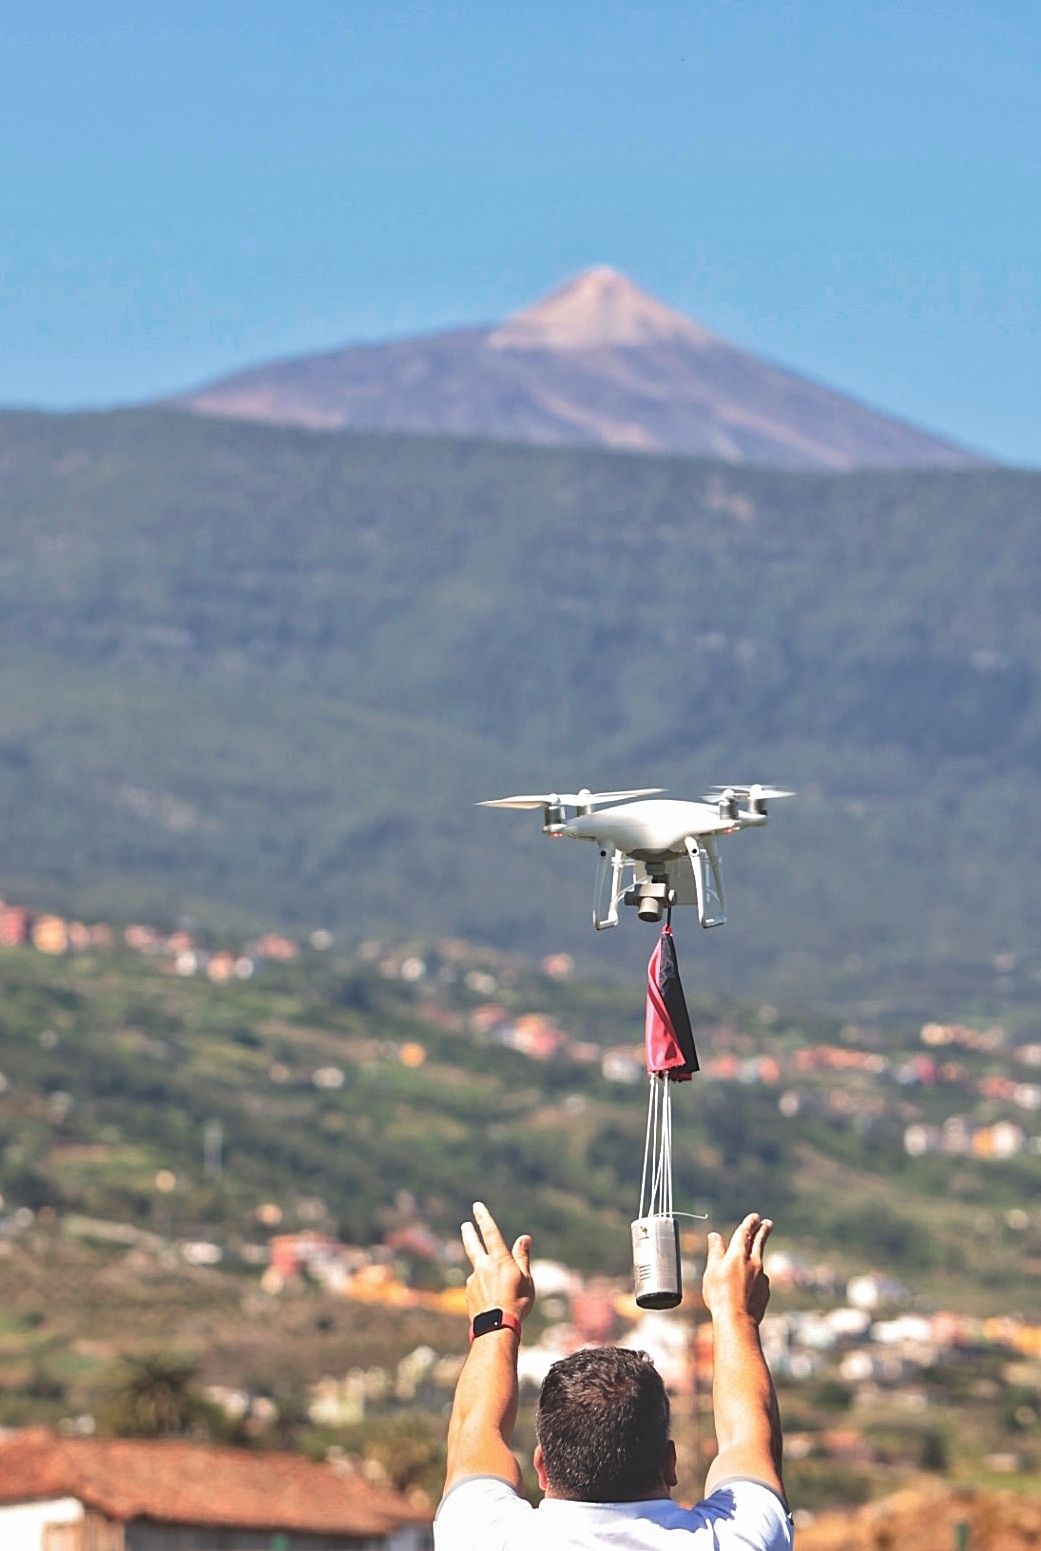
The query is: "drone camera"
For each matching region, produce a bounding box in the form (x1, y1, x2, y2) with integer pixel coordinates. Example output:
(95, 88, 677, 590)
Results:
(625, 878, 672, 923)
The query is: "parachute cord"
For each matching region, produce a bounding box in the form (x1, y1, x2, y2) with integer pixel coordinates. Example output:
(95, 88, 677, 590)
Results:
(664, 1079, 674, 1218)
(651, 1085, 663, 1214)
(640, 1074, 677, 1222)
(655, 1078, 672, 1219)
(650, 1079, 663, 1214)
(639, 1076, 656, 1220)
(652, 1078, 671, 1218)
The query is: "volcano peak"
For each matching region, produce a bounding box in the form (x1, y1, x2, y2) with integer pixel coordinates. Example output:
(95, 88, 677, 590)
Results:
(488, 265, 714, 351)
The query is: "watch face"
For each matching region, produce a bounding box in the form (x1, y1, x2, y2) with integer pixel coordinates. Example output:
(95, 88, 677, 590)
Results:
(472, 1308, 504, 1337)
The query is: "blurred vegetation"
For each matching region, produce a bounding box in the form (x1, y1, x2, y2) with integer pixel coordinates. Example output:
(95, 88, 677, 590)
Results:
(98, 1351, 234, 1441)
(334, 1412, 446, 1500)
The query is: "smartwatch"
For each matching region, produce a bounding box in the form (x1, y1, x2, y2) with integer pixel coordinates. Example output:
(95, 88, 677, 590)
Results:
(469, 1307, 523, 1344)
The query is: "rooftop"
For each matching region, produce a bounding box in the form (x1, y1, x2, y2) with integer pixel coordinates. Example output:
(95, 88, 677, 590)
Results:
(0, 1429, 427, 1536)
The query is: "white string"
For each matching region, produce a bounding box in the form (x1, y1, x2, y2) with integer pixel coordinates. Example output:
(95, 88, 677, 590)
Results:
(651, 1085, 665, 1214)
(663, 1081, 672, 1218)
(638, 1076, 656, 1220)
(639, 1075, 674, 1221)
(649, 1079, 662, 1213)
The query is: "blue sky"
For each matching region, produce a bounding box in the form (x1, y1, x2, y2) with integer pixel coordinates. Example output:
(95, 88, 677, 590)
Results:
(3, 1, 1038, 461)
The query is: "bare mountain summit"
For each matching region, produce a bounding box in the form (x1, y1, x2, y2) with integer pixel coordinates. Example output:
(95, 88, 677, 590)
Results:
(488, 264, 714, 350)
(180, 266, 981, 469)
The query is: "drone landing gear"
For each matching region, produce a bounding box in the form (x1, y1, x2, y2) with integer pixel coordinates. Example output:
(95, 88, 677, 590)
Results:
(592, 838, 727, 929)
(593, 848, 626, 931)
(685, 836, 727, 929)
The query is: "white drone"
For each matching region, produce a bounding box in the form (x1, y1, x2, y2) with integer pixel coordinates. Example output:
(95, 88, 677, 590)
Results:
(479, 785, 793, 931)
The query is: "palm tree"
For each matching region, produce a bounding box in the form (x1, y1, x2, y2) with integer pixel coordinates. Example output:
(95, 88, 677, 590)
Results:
(99, 1352, 223, 1439)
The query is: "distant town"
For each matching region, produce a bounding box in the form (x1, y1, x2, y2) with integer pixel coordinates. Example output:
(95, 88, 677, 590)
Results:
(1, 899, 1039, 1489)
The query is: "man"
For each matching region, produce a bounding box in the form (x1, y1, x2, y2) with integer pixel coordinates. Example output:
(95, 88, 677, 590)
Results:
(435, 1201, 791, 1550)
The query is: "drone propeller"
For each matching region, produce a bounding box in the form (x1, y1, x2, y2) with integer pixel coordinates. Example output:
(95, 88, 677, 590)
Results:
(479, 787, 665, 810)
(701, 784, 795, 803)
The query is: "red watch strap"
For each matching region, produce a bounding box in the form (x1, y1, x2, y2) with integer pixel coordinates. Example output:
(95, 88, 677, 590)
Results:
(469, 1308, 522, 1345)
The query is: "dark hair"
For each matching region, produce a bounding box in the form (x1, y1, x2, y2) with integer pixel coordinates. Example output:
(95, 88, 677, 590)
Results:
(535, 1347, 671, 1501)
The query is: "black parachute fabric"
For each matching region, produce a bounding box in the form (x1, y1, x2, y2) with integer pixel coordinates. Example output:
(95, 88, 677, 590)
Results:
(644, 924, 699, 1079)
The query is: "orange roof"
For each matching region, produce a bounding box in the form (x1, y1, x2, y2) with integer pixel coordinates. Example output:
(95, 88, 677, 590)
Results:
(0, 1429, 428, 1536)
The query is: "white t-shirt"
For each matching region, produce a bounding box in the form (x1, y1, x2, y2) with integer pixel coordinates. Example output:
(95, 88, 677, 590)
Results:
(435, 1475, 793, 1551)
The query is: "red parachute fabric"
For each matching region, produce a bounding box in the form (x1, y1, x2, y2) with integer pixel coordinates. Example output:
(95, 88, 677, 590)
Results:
(645, 925, 699, 1080)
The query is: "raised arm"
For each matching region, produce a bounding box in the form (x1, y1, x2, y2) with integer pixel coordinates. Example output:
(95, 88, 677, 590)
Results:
(701, 1213, 785, 1503)
(443, 1202, 535, 1495)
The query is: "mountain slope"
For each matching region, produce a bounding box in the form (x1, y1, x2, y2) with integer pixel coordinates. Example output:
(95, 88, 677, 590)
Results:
(179, 267, 980, 471)
(0, 408, 1037, 1011)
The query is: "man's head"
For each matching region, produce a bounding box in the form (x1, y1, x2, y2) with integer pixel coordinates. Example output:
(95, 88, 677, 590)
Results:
(534, 1346, 676, 1502)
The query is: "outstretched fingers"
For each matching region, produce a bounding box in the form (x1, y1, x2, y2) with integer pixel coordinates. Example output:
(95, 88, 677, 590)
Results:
(512, 1234, 532, 1278)
(460, 1218, 486, 1270)
(473, 1200, 509, 1258)
(750, 1218, 773, 1267)
(726, 1212, 761, 1260)
(462, 1201, 517, 1261)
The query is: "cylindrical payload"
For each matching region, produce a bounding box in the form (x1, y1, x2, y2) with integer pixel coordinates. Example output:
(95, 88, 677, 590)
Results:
(631, 1214, 682, 1309)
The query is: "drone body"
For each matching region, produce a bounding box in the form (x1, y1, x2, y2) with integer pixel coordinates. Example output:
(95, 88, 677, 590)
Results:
(479, 785, 791, 930)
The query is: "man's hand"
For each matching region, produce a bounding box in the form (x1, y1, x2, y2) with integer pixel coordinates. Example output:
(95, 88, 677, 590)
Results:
(701, 1212, 772, 1326)
(702, 1213, 785, 1504)
(461, 1201, 535, 1322)
(443, 1203, 534, 1497)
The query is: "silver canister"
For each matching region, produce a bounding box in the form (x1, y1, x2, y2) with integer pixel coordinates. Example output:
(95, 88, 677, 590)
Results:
(631, 1214, 682, 1309)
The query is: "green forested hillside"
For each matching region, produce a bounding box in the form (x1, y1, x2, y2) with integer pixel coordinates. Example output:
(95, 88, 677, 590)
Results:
(0, 408, 1038, 1012)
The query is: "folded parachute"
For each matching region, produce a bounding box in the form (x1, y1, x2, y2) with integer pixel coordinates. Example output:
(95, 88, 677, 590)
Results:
(645, 925, 699, 1079)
